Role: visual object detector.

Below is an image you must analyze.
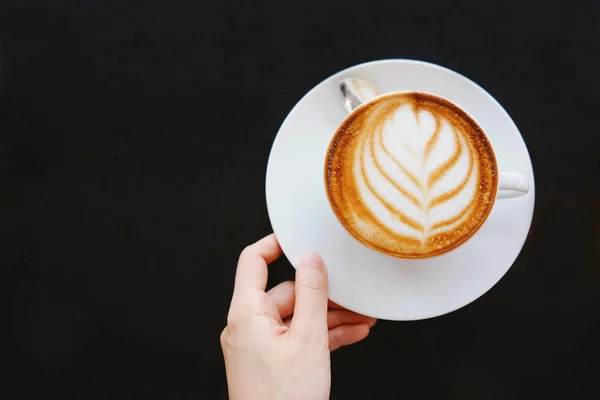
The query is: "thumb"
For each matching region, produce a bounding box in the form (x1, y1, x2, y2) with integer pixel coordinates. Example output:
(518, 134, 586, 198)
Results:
(291, 253, 329, 341)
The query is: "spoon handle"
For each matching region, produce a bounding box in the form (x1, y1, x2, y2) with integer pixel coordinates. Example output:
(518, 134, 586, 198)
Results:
(339, 78, 382, 113)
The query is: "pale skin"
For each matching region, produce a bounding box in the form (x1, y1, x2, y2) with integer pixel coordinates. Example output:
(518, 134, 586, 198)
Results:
(221, 234, 377, 400)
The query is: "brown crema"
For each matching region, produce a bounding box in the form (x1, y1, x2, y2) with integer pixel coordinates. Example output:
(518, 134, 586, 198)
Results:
(325, 92, 498, 258)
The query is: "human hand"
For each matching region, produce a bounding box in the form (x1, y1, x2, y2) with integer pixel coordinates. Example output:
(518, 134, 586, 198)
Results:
(221, 234, 376, 400)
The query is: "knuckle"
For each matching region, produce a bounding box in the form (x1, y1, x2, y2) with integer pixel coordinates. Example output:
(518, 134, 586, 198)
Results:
(220, 328, 228, 347)
(220, 326, 239, 352)
(297, 269, 326, 292)
(297, 275, 326, 294)
(328, 330, 343, 350)
(226, 307, 243, 329)
(239, 245, 254, 260)
(327, 313, 341, 328)
(226, 313, 240, 330)
(298, 284, 326, 298)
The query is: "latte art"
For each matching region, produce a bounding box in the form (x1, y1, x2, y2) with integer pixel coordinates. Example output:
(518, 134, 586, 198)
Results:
(326, 92, 498, 258)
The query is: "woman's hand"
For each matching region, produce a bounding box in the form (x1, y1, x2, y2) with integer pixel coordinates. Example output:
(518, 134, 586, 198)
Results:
(221, 234, 376, 400)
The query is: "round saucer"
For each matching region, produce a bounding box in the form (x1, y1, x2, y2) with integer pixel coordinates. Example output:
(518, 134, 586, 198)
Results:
(265, 60, 535, 320)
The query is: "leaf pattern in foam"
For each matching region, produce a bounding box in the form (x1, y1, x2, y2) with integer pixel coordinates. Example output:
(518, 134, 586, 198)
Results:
(358, 104, 478, 242)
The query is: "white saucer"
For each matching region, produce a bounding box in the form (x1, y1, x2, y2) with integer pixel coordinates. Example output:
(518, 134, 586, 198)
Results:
(265, 60, 535, 321)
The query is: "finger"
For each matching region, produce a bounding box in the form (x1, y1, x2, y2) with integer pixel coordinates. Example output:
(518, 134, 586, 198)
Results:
(267, 281, 295, 319)
(327, 310, 377, 330)
(327, 300, 345, 310)
(290, 253, 329, 340)
(283, 311, 376, 330)
(233, 234, 282, 294)
(250, 233, 283, 264)
(328, 324, 370, 351)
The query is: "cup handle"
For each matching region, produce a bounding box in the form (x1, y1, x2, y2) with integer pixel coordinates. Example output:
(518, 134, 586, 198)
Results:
(497, 172, 529, 199)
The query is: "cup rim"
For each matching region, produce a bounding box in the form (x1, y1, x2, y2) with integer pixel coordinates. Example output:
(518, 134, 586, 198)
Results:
(323, 90, 500, 260)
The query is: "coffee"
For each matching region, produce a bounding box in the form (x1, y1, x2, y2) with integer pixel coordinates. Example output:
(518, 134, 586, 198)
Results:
(325, 92, 498, 258)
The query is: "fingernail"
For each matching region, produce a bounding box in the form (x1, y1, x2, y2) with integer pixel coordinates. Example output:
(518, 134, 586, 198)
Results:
(299, 253, 323, 267)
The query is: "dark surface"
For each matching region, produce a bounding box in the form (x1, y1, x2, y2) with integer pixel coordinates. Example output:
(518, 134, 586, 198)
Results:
(0, 0, 599, 398)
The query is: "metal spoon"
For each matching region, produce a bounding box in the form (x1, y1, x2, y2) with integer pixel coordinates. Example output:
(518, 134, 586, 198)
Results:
(339, 77, 383, 113)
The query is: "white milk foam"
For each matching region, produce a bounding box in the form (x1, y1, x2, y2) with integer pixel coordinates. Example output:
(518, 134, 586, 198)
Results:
(354, 105, 478, 242)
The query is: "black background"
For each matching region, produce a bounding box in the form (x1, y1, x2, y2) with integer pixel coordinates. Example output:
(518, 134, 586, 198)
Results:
(1, 0, 599, 399)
